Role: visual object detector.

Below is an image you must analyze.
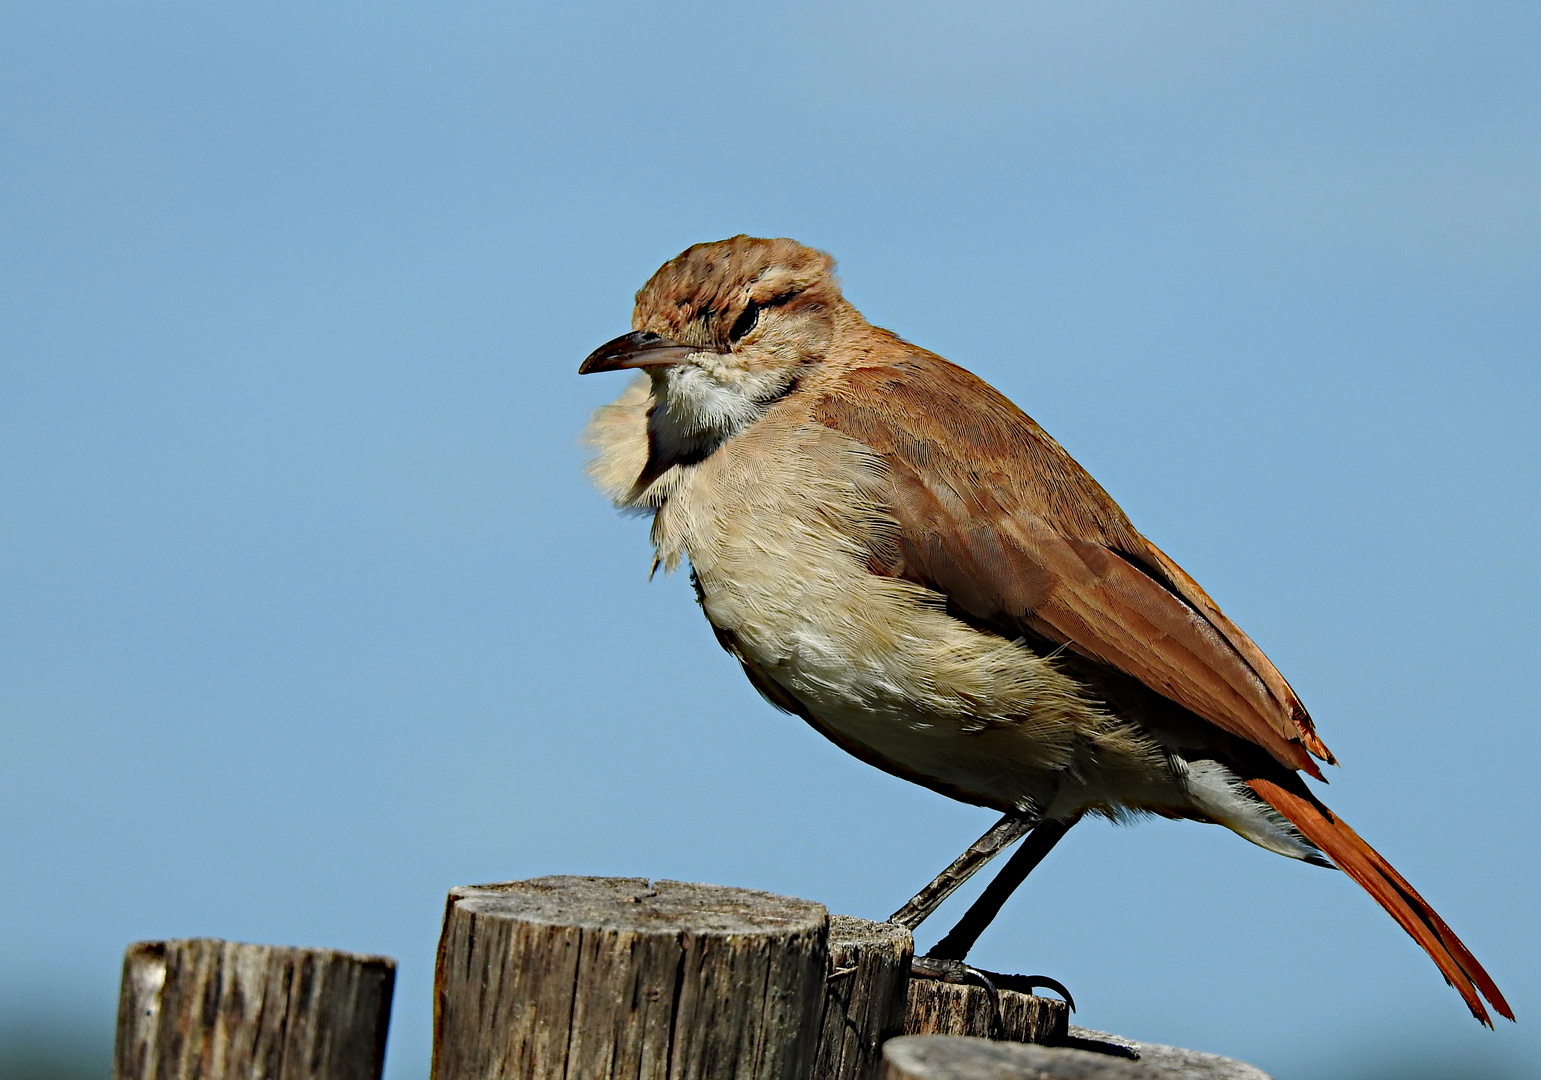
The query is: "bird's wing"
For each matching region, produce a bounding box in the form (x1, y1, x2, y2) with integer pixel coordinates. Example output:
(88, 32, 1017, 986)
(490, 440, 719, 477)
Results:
(812, 347, 1333, 777)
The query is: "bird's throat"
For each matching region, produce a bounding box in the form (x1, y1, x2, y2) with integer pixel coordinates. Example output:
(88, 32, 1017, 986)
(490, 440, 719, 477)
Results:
(643, 363, 796, 478)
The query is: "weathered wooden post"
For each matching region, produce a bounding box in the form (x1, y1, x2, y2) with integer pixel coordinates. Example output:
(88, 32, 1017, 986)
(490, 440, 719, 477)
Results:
(814, 917, 914, 1080)
(880, 1034, 1273, 1080)
(113, 938, 395, 1080)
(881, 1035, 1164, 1079)
(812, 916, 1069, 1079)
(903, 976, 1067, 1045)
(432, 876, 828, 1080)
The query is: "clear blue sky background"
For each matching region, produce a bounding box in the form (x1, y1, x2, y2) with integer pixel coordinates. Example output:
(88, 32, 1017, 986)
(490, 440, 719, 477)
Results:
(2, 4, 1537, 1079)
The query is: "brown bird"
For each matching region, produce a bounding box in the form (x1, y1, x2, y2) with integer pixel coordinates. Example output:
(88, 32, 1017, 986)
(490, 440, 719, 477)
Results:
(578, 235, 1511, 1024)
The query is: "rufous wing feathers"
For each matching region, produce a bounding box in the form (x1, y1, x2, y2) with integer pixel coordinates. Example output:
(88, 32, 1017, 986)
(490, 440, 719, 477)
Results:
(813, 346, 1332, 775)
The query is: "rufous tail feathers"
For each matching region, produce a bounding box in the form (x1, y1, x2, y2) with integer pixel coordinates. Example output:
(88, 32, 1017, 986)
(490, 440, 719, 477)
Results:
(1246, 777, 1513, 1026)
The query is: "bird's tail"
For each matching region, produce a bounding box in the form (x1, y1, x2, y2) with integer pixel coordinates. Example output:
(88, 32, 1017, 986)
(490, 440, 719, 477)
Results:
(1246, 776, 1512, 1026)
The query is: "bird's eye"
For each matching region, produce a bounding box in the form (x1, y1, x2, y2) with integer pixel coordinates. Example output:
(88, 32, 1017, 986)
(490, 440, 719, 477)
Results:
(728, 300, 760, 344)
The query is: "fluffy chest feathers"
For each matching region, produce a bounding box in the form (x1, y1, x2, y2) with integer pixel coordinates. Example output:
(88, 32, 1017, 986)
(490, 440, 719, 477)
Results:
(654, 399, 898, 645)
(586, 375, 906, 630)
(647, 357, 797, 467)
(582, 377, 1160, 814)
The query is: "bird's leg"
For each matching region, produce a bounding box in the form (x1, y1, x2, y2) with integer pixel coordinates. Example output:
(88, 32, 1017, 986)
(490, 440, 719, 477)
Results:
(888, 811, 1084, 1028)
(888, 812, 1038, 931)
(925, 812, 1083, 962)
(904, 814, 1085, 1029)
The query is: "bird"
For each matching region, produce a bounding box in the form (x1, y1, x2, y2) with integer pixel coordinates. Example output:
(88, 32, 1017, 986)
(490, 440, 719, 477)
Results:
(577, 235, 1512, 1025)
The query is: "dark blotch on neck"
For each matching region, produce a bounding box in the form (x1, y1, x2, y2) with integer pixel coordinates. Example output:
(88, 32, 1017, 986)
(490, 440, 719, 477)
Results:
(629, 371, 804, 502)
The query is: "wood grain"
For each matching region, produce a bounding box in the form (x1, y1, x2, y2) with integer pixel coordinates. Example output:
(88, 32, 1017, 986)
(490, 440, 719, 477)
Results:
(812, 917, 914, 1080)
(113, 938, 395, 1080)
(882, 1035, 1176, 1079)
(903, 980, 1066, 1046)
(432, 876, 829, 1080)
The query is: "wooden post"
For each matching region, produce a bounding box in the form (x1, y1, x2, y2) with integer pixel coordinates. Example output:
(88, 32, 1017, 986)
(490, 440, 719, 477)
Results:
(881, 1035, 1162, 1079)
(880, 1035, 1273, 1080)
(904, 978, 1067, 1046)
(113, 939, 395, 1080)
(813, 917, 914, 1080)
(432, 876, 828, 1080)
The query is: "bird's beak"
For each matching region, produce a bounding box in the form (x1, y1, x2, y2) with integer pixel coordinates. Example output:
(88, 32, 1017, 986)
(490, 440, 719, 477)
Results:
(579, 331, 700, 375)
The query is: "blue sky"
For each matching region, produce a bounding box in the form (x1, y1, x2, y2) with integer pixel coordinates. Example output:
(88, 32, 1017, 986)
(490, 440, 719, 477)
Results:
(2, 4, 1538, 1078)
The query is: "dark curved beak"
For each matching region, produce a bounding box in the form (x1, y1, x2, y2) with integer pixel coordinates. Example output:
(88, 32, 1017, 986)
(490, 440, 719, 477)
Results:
(579, 331, 699, 375)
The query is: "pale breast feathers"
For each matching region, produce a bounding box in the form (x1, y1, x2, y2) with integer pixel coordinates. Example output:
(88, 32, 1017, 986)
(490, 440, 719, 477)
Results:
(584, 378, 1175, 812)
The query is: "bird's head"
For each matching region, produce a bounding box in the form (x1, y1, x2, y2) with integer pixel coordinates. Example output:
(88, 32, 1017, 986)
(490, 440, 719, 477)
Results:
(580, 236, 844, 457)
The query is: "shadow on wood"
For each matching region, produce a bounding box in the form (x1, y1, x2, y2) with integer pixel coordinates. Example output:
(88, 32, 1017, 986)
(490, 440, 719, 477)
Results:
(904, 978, 1067, 1046)
(816, 917, 914, 1080)
(817, 916, 1068, 1073)
(880, 1035, 1273, 1080)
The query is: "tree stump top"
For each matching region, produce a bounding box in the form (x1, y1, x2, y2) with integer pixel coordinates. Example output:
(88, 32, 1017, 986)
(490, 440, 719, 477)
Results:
(449, 876, 828, 936)
(881, 1035, 1271, 1080)
(829, 914, 912, 948)
(435, 876, 829, 1080)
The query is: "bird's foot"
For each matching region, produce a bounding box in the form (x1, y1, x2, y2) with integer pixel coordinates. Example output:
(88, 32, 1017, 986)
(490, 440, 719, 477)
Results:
(910, 956, 1005, 1037)
(910, 955, 1076, 1014)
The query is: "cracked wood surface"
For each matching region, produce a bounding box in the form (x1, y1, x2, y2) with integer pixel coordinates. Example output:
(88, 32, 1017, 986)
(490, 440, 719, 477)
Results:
(880, 1035, 1273, 1079)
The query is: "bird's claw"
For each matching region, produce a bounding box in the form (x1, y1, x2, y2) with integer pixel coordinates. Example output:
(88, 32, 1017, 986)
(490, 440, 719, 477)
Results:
(910, 955, 1077, 1015)
(911, 956, 1003, 1036)
(1000, 973, 1075, 1013)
